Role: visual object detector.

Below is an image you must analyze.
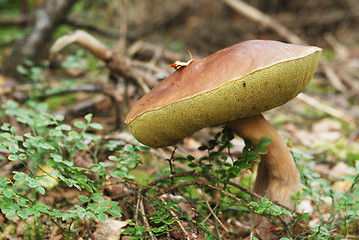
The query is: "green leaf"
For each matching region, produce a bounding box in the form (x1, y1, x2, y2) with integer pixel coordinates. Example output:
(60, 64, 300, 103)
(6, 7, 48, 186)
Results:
(256, 137, 272, 154)
(9, 144, 19, 153)
(269, 205, 282, 215)
(18, 154, 26, 161)
(90, 123, 103, 130)
(84, 113, 93, 122)
(29, 181, 40, 188)
(109, 209, 122, 217)
(16, 65, 29, 75)
(54, 115, 65, 122)
(37, 186, 45, 195)
(124, 145, 133, 152)
(59, 124, 72, 131)
(74, 121, 87, 129)
(68, 131, 80, 139)
(4, 189, 15, 197)
(188, 163, 198, 168)
(78, 195, 89, 202)
(137, 145, 150, 152)
(8, 154, 18, 161)
(5, 210, 16, 219)
(40, 142, 55, 150)
(92, 194, 104, 202)
(77, 142, 88, 150)
(17, 209, 28, 219)
(52, 154, 63, 162)
(98, 212, 108, 221)
(122, 227, 134, 235)
(13, 172, 24, 181)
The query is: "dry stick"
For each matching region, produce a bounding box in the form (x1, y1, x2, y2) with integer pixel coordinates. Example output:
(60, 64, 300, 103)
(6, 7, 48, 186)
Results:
(202, 201, 219, 224)
(168, 208, 191, 240)
(141, 170, 293, 212)
(223, 0, 351, 96)
(222, 0, 305, 45)
(158, 197, 191, 240)
(83, 216, 96, 240)
(202, 195, 229, 233)
(296, 93, 357, 125)
(321, 60, 350, 95)
(139, 198, 158, 240)
(50, 30, 150, 93)
(165, 180, 253, 209)
(117, 0, 128, 55)
(134, 193, 141, 226)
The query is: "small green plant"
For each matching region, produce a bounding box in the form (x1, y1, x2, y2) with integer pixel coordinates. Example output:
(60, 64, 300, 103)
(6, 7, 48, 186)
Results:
(186, 126, 271, 185)
(122, 198, 184, 239)
(291, 149, 359, 239)
(0, 100, 148, 236)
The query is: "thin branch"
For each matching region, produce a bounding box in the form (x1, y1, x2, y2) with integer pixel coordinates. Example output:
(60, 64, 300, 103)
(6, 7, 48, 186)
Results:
(164, 180, 253, 209)
(296, 93, 357, 125)
(222, 0, 305, 45)
(50, 30, 150, 93)
(223, 0, 352, 97)
(203, 195, 229, 233)
(139, 197, 158, 240)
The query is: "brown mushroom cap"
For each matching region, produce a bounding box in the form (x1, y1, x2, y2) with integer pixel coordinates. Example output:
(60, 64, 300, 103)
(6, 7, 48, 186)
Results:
(125, 40, 321, 148)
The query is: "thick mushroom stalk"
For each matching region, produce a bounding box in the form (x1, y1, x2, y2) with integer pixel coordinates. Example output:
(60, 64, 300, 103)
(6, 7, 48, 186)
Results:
(227, 114, 300, 209)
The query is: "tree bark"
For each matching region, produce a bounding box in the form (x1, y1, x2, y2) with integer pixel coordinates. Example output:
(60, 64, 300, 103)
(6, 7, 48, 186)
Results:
(2, 0, 78, 79)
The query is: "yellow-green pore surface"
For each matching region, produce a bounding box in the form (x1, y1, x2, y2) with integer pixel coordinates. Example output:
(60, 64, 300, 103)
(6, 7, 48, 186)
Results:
(126, 40, 321, 148)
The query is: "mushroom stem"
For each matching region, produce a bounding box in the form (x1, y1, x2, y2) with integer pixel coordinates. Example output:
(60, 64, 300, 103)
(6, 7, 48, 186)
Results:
(226, 114, 300, 209)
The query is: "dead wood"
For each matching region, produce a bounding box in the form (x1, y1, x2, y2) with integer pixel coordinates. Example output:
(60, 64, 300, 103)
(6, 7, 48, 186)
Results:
(2, 0, 78, 79)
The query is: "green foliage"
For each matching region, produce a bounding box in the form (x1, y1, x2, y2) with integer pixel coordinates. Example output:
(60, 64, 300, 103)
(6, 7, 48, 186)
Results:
(121, 198, 184, 239)
(293, 149, 359, 239)
(185, 126, 271, 185)
(250, 198, 291, 216)
(0, 100, 148, 234)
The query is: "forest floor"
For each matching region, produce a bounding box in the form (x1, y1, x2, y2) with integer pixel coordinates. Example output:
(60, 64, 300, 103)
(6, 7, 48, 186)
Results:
(0, 0, 359, 239)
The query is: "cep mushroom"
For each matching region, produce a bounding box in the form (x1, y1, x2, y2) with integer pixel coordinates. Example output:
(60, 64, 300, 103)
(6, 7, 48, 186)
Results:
(125, 40, 321, 213)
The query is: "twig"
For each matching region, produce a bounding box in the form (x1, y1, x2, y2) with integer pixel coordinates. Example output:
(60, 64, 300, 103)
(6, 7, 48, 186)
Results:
(320, 60, 349, 95)
(50, 29, 112, 61)
(296, 93, 357, 125)
(141, 171, 197, 194)
(36, 84, 104, 100)
(83, 216, 95, 240)
(118, 0, 128, 55)
(202, 195, 229, 233)
(134, 193, 141, 226)
(222, 0, 305, 45)
(50, 30, 150, 93)
(139, 197, 157, 240)
(169, 209, 191, 240)
(55, 94, 107, 117)
(222, 0, 351, 97)
(64, 18, 120, 38)
(164, 180, 253, 209)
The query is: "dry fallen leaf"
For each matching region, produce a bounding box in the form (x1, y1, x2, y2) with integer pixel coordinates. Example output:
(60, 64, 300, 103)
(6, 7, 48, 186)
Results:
(93, 218, 132, 240)
(329, 161, 356, 179)
(296, 199, 314, 214)
(331, 180, 353, 193)
(169, 59, 194, 70)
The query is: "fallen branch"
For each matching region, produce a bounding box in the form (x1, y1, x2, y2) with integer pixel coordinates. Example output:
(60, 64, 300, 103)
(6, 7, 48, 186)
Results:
(296, 93, 357, 125)
(222, 0, 305, 45)
(50, 30, 150, 93)
(222, 0, 352, 97)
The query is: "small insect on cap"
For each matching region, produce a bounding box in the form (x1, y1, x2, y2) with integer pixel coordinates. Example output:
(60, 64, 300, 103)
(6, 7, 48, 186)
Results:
(125, 40, 321, 148)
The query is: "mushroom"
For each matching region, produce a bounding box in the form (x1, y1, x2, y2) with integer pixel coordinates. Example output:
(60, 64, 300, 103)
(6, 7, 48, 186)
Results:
(125, 39, 321, 215)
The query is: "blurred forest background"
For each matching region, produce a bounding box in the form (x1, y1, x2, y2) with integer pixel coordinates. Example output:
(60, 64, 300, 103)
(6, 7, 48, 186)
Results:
(0, 0, 358, 239)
